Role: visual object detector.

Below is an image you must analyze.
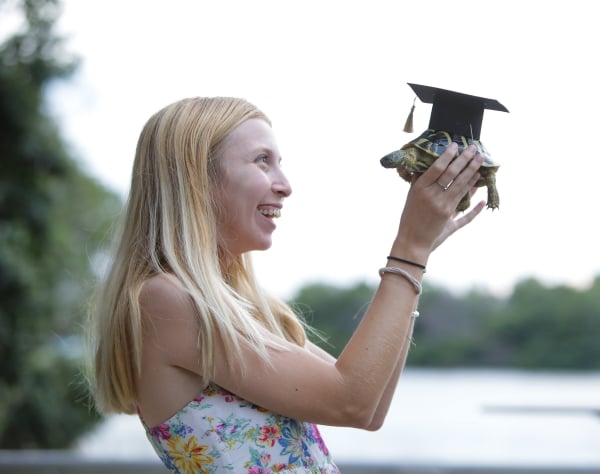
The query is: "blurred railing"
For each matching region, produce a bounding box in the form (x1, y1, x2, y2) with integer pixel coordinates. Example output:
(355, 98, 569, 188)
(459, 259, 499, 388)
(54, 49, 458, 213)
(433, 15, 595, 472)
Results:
(1, 451, 600, 474)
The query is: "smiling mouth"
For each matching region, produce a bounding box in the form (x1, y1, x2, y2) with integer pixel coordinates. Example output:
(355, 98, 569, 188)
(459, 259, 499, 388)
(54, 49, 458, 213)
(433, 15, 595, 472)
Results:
(259, 208, 281, 218)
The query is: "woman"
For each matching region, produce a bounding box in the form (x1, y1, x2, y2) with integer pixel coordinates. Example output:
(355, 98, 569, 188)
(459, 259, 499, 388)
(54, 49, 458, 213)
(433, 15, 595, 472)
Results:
(88, 96, 485, 473)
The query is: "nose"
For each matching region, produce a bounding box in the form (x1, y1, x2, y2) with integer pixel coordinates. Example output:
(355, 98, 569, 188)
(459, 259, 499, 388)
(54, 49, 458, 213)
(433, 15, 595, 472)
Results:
(272, 168, 292, 198)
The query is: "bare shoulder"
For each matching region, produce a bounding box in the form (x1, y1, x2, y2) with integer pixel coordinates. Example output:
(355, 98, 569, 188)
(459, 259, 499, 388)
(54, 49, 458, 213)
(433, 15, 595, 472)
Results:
(139, 273, 200, 370)
(140, 273, 194, 322)
(137, 273, 205, 426)
(140, 272, 186, 303)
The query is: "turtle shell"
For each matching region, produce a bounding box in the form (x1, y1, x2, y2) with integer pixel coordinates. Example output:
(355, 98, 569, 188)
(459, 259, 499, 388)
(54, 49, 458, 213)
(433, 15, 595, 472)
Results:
(410, 129, 496, 163)
(380, 128, 501, 211)
(381, 128, 500, 174)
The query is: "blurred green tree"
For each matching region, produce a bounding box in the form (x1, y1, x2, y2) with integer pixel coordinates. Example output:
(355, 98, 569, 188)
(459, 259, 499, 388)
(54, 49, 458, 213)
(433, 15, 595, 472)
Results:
(0, 0, 122, 448)
(290, 276, 600, 370)
(489, 277, 600, 369)
(292, 281, 373, 356)
(406, 284, 500, 366)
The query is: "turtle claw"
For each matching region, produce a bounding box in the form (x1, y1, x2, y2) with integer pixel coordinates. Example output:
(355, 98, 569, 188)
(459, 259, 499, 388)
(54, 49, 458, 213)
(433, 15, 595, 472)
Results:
(486, 192, 500, 210)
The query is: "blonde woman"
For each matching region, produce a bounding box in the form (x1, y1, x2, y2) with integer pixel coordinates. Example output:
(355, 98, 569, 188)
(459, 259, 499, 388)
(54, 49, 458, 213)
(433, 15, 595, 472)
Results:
(88, 97, 485, 473)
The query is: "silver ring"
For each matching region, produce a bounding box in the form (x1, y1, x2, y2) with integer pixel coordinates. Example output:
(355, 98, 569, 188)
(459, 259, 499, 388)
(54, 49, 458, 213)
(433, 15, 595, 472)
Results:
(436, 179, 453, 191)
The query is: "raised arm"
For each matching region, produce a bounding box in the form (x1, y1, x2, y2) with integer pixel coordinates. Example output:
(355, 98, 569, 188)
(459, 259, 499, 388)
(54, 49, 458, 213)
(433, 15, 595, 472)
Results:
(140, 143, 485, 429)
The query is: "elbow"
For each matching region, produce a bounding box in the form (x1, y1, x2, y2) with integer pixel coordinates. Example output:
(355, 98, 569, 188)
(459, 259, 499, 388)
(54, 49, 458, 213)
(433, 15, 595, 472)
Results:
(335, 401, 383, 431)
(364, 414, 385, 431)
(322, 373, 390, 429)
(341, 400, 388, 431)
(346, 411, 385, 431)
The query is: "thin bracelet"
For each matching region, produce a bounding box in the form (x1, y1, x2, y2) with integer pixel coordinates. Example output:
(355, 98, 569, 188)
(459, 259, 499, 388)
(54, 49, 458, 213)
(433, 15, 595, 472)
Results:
(387, 255, 426, 272)
(379, 266, 422, 295)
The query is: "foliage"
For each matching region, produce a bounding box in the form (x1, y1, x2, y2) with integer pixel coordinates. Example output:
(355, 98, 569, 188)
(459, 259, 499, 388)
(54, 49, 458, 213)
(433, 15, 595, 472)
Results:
(290, 276, 600, 370)
(0, 0, 121, 448)
(292, 281, 373, 356)
(487, 277, 600, 369)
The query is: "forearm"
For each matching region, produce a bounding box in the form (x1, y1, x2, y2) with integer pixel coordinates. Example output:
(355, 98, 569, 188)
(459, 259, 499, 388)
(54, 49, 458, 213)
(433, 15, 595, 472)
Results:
(365, 317, 415, 430)
(334, 255, 422, 424)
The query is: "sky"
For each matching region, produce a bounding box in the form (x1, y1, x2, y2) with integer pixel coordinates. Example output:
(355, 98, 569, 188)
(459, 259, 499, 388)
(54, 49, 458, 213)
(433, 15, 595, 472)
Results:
(40, 0, 600, 299)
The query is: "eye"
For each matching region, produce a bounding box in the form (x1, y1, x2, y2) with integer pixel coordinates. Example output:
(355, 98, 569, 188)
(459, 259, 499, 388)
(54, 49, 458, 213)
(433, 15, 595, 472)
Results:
(255, 154, 269, 164)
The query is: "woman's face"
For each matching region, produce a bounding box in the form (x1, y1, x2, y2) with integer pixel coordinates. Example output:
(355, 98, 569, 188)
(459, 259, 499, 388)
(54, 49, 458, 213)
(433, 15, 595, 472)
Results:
(213, 118, 292, 256)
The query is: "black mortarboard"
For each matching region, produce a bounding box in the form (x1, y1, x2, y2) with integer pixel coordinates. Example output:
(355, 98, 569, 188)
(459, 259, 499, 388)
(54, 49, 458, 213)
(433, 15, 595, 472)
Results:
(404, 83, 509, 140)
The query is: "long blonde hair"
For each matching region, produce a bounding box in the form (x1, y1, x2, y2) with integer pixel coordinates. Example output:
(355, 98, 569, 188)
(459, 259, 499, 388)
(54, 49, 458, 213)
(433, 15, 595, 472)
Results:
(88, 97, 306, 415)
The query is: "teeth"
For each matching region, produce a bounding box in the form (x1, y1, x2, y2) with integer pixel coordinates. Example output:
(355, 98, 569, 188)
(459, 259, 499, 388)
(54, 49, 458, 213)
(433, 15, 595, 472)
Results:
(259, 208, 281, 218)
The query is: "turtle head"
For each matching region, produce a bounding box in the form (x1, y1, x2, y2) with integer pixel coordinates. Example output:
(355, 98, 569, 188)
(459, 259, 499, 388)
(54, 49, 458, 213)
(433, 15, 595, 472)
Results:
(380, 149, 407, 168)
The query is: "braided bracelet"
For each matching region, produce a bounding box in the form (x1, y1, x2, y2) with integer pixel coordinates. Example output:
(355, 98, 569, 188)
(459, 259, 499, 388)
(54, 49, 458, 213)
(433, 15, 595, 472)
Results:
(387, 255, 426, 272)
(379, 266, 422, 295)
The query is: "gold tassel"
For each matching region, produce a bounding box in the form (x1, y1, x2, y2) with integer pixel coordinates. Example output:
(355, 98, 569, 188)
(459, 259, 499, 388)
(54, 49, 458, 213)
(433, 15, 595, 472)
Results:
(403, 97, 416, 133)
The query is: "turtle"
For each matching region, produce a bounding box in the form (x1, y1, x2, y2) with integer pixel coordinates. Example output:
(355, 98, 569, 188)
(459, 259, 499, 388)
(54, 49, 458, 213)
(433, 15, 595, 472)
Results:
(380, 128, 500, 211)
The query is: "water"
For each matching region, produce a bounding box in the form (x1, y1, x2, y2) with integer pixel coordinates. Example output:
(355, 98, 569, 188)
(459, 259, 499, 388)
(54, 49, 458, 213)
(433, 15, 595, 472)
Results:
(76, 369, 600, 467)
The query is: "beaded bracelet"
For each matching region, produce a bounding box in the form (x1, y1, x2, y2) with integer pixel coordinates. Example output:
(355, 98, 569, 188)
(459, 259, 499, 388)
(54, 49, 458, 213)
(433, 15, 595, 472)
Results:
(379, 266, 422, 295)
(386, 255, 426, 272)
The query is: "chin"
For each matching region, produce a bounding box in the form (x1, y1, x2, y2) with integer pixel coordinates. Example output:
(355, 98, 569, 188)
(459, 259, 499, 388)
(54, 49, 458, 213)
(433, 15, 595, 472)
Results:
(235, 240, 273, 255)
(254, 240, 273, 251)
(253, 233, 274, 250)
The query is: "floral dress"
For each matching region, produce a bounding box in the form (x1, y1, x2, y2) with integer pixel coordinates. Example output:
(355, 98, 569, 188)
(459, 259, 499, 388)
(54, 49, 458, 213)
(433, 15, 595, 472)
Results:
(140, 383, 340, 473)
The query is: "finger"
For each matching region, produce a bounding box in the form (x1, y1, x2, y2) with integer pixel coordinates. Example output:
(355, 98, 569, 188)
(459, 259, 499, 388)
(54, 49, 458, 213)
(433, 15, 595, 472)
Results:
(426, 144, 479, 191)
(447, 154, 483, 198)
(466, 170, 482, 190)
(433, 142, 459, 169)
(440, 145, 479, 184)
(426, 142, 458, 182)
(454, 200, 485, 229)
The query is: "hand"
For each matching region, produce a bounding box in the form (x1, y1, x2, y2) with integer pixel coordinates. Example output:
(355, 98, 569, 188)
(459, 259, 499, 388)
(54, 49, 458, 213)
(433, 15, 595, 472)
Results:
(394, 143, 484, 260)
(431, 193, 485, 251)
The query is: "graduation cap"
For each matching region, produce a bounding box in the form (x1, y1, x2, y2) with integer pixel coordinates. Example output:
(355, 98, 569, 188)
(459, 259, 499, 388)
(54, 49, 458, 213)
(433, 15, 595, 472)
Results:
(403, 83, 509, 140)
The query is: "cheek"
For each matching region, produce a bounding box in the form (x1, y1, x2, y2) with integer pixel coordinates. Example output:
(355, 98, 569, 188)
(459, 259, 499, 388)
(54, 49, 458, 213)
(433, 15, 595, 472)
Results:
(214, 182, 251, 224)
(214, 168, 269, 217)
(236, 173, 269, 202)
(211, 181, 237, 227)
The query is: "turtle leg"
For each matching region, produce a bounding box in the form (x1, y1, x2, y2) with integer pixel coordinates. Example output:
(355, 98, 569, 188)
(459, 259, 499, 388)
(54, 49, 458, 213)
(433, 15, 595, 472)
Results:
(402, 147, 419, 170)
(396, 167, 413, 182)
(456, 193, 471, 212)
(485, 174, 500, 210)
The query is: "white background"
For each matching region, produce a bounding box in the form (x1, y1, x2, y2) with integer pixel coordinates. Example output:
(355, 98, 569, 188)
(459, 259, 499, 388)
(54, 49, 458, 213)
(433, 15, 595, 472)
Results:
(37, 0, 600, 298)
